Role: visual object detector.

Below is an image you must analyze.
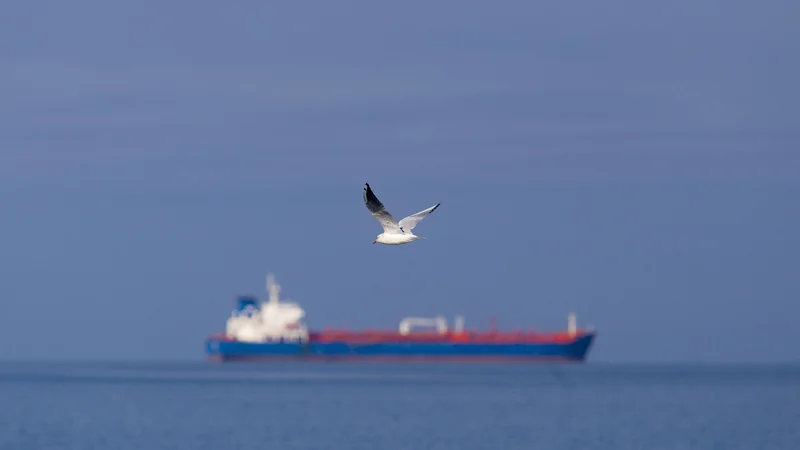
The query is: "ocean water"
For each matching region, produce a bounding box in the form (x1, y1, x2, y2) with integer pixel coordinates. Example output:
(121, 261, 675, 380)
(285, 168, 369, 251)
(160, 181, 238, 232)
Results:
(0, 362, 798, 449)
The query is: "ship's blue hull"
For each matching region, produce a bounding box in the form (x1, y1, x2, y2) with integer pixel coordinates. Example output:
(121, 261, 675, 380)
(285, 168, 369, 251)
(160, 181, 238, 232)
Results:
(205, 333, 596, 362)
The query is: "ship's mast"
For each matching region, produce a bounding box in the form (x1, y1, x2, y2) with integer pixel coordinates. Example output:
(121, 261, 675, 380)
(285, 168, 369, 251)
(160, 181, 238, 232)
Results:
(266, 273, 280, 305)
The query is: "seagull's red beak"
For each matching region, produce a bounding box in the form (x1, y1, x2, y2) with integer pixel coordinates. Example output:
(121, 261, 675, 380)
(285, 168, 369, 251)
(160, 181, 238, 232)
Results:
(372, 240, 376, 244)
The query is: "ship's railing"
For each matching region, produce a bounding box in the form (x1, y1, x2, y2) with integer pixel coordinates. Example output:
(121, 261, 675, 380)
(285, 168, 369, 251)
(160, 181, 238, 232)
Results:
(313, 327, 593, 344)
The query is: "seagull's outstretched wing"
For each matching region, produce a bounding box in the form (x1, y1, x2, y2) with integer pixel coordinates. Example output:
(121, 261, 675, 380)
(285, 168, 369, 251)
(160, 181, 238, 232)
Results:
(363, 183, 402, 234)
(398, 203, 440, 232)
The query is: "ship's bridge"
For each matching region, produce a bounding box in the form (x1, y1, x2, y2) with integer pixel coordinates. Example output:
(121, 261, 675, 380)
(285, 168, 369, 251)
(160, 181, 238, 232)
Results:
(225, 274, 309, 343)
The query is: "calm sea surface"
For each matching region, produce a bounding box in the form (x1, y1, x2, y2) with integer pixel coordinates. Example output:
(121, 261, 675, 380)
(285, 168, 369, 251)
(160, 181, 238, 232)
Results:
(0, 361, 798, 449)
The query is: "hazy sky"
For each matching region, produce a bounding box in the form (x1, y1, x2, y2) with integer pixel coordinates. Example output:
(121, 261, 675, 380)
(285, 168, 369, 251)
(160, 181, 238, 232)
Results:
(1, 1, 798, 363)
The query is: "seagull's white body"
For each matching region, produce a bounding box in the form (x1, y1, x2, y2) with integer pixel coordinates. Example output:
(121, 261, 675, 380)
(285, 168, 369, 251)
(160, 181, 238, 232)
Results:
(375, 231, 422, 245)
(363, 183, 440, 245)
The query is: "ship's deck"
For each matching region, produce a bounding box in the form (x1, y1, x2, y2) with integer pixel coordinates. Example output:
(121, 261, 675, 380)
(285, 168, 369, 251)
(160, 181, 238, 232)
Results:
(310, 329, 593, 344)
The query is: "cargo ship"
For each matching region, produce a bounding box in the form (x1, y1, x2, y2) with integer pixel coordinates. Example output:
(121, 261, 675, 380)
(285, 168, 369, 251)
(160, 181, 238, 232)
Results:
(205, 274, 596, 363)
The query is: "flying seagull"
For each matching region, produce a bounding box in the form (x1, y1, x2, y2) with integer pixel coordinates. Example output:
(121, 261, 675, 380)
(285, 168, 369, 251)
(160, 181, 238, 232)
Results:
(363, 183, 440, 245)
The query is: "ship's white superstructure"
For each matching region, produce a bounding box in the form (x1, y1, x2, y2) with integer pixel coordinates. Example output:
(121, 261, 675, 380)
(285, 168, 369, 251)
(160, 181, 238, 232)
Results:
(225, 274, 309, 343)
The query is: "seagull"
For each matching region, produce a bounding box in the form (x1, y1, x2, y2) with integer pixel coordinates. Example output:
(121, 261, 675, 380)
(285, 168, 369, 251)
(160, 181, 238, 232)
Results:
(363, 183, 440, 245)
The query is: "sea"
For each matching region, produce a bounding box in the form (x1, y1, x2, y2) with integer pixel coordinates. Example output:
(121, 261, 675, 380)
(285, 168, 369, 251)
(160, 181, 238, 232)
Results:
(0, 361, 798, 449)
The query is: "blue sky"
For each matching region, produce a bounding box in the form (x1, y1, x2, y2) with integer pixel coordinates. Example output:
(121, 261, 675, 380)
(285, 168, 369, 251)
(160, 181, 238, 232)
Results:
(1, 1, 798, 362)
